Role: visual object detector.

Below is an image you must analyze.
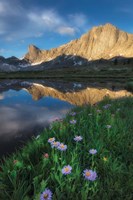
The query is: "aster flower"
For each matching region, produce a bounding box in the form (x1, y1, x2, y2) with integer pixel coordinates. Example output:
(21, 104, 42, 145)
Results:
(106, 125, 112, 129)
(89, 149, 97, 154)
(70, 112, 76, 116)
(96, 109, 102, 113)
(57, 143, 67, 151)
(40, 188, 52, 200)
(83, 169, 97, 181)
(74, 136, 83, 142)
(103, 104, 111, 109)
(62, 165, 72, 175)
(51, 141, 60, 148)
(48, 137, 55, 143)
(70, 119, 77, 124)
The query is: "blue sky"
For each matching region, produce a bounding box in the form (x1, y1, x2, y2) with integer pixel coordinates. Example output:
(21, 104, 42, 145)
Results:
(0, 0, 133, 58)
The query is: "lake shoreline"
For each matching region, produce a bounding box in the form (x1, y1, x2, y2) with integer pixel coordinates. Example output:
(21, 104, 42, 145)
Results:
(1, 97, 133, 199)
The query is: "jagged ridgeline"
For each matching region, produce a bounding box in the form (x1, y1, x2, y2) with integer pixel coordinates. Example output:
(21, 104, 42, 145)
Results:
(24, 23, 133, 64)
(1, 23, 133, 72)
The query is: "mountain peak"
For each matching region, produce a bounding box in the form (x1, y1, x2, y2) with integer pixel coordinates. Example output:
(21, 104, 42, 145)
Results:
(90, 23, 117, 33)
(24, 23, 133, 64)
(28, 44, 40, 52)
(25, 45, 41, 63)
(103, 23, 117, 28)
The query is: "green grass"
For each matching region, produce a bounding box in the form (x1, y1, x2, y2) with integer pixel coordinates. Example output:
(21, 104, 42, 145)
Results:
(0, 97, 133, 200)
(0, 64, 133, 79)
(125, 81, 133, 92)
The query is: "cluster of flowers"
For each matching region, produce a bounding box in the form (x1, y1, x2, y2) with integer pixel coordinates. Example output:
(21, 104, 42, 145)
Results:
(45, 120, 98, 200)
(48, 137, 67, 151)
(40, 166, 97, 200)
(48, 135, 84, 151)
(61, 165, 97, 181)
(69, 111, 77, 125)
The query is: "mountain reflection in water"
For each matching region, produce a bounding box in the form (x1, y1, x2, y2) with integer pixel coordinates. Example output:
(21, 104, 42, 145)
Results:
(0, 79, 132, 157)
(0, 86, 73, 157)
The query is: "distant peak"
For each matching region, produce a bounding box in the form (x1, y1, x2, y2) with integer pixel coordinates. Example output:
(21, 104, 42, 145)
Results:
(104, 23, 116, 27)
(28, 44, 40, 51)
(103, 23, 117, 29)
(90, 23, 117, 33)
(95, 23, 117, 30)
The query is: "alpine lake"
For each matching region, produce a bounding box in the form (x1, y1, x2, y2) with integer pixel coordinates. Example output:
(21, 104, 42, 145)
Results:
(0, 78, 131, 157)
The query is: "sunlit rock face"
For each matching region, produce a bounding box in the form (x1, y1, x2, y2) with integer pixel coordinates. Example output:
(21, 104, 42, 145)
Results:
(27, 83, 132, 106)
(26, 45, 42, 63)
(24, 23, 133, 64)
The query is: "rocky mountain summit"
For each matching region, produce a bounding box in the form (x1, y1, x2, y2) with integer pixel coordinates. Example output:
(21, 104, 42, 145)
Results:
(25, 23, 133, 65)
(1, 23, 133, 72)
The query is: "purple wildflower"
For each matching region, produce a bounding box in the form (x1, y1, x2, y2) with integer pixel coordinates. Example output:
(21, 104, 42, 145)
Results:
(51, 141, 60, 148)
(70, 119, 77, 124)
(40, 188, 52, 200)
(62, 165, 72, 175)
(89, 149, 97, 154)
(83, 169, 97, 181)
(103, 104, 111, 109)
(57, 143, 67, 151)
(74, 136, 83, 142)
(96, 110, 102, 113)
(48, 137, 55, 143)
(106, 125, 112, 129)
(70, 112, 76, 116)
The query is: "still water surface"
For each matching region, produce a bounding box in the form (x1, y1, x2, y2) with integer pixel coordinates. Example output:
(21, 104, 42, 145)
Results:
(0, 79, 130, 157)
(0, 86, 73, 157)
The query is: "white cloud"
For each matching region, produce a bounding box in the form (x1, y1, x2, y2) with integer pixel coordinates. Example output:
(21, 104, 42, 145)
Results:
(28, 10, 77, 36)
(57, 26, 76, 36)
(69, 14, 88, 27)
(0, 0, 89, 40)
(28, 10, 63, 30)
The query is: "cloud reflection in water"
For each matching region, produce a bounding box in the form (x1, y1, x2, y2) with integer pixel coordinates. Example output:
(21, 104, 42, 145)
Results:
(0, 89, 73, 157)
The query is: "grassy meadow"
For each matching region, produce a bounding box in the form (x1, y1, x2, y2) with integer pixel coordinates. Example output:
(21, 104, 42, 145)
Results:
(0, 63, 133, 79)
(0, 97, 133, 200)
